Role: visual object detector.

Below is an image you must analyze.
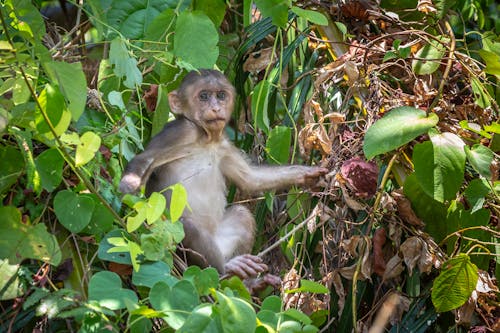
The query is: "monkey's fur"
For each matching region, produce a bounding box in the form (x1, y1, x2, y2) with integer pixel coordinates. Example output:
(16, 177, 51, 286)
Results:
(120, 70, 327, 278)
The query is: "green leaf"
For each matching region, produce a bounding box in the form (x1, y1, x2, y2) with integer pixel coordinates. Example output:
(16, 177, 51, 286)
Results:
(98, 230, 132, 265)
(266, 126, 291, 164)
(0, 206, 61, 266)
(261, 295, 282, 312)
(254, 0, 291, 28)
(183, 267, 219, 296)
(478, 50, 500, 76)
(178, 304, 219, 333)
(0, 260, 24, 300)
(54, 190, 95, 233)
(167, 183, 188, 222)
(174, 11, 219, 68)
(109, 38, 143, 89)
(465, 144, 493, 179)
(45, 61, 87, 121)
(464, 179, 491, 213)
(0, 146, 24, 194)
(140, 221, 184, 261)
(431, 254, 478, 312)
(127, 204, 147, 233)
(35, 84, 64, 134)
(363, 107, 438, 159)
(88, 271, 138, 310)
(285, 279, 329, 294)
(75, 131, 101, 166)
(150, 280, 200, 329)
(132, 261, 178, 288)
(104, 0, 174, 39)
(35, 148, 64, 192)
(216, 291, 257, 333)
(194, 0, 227, 27)
(146, 192, 167, 223)
(251, 80, 271, 134)
(412, 37, 447, 75)
(291, 7, 328, 25)
(413, 132, 466, 202)
(80, 193, 115, 236)
(282, 308, 312, 325)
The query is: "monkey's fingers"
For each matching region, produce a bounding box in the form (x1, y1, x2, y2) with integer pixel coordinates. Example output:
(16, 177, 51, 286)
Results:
(225, 255, 267, 279)
(119, 173, 141, 193)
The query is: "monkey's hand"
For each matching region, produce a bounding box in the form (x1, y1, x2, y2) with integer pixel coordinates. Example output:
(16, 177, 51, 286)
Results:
(224, 254, 267, 279)
(301, 166, 329, 186)
(119, 173, 142, 194)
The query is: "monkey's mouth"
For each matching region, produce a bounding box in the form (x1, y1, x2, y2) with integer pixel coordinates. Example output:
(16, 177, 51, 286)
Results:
(206, 118, 226, 123)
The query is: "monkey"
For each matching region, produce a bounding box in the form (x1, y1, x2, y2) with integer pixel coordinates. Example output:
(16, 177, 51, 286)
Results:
(119, 69, 327, 279)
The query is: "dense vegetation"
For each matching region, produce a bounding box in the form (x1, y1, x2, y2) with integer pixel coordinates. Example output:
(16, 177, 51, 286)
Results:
(0, 0, 498, 332)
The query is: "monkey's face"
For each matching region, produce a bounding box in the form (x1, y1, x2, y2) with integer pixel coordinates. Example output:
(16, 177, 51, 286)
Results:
(186, 80, 234, 135)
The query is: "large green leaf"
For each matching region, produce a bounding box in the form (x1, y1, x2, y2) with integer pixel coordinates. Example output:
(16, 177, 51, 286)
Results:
(464, 179, 491, 213)
(0, 206, 61, 266)
(413, 132, 466, 202)
(35, 148, 64, 192)
(80, 193, 115, 236)
(291, 6, 328, 25)
(178, 304, 219, 333)
(194, 0, 227, 27)
(88, 271, 138, 310)
(150, 280, 200, 329)
(174, 11, 219, 69)
(54, 190, 95, 233)
(432, 254, 478, 312)
(0, 146, 24, 194)
(266, 126, 291, 164)
(104, 0, 174, 39)
(363, 107, 438, 159)
(45, 61, 87, 121)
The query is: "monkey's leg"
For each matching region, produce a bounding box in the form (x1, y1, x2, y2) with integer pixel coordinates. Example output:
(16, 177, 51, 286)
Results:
(214, 205, 267, 279)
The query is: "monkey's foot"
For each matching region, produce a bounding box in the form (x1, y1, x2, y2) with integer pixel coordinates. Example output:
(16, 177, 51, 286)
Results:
(224, 254, 267, 280)
(119, 173, 141, 193)
(245, 273, 282, 294)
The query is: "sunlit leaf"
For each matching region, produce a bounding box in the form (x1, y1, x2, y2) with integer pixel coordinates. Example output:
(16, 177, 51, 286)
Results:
(254, 0, 290, 28)
(167, 183, 188, 222)
(35, 84, 64, 134)
(45, 61, 87, 121)
(75, 132, 101, 167)
(432, 254, 478, 312)
(291, 7, 328, 25)
(465, 144, 493, 179)
(109, 38, 143, 89)
(0, 206, 61, 266)
(363, 107, 438, 159)
(174, 11, 219, 68)
(412, 37, 447, 75)
(285, 279, 329, 294)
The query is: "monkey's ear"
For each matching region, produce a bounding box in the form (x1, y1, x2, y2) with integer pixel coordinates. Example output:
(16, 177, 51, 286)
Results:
(168, 91, 183, 115)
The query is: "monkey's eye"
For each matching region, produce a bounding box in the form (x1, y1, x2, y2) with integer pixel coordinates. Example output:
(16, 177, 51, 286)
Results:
(216, 91, 226, 100)
(199, 91, 209, 101)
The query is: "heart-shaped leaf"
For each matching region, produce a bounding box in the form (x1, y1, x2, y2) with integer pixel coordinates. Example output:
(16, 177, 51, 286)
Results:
(150, 280, 200, 329)
(88, 271, 138, 310)
(132, 261, 177, 288)
(75, 132, 101, 167)
(363, 107, 438, 159)
(35, 148, 64, 192)
(54, 190, 95, 233)
(465, 144, 493, 179)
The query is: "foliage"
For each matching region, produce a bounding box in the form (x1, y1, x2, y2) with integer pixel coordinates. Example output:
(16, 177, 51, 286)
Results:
(0, 0, 499, 332)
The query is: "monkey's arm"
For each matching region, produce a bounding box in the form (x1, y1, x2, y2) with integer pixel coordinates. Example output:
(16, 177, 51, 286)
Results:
(220, 142, 327, 193)
(119, 119, 200, 193)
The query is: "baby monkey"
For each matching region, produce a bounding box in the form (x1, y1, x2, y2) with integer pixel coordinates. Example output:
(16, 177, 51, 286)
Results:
(120, 69, 327, 279)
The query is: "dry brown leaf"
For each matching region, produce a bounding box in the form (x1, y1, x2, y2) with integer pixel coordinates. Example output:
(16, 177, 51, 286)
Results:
(392, 190, 425, 227)
(323, 112, 346, 123)
(298, 123, 332, 158)
(400, 237, 433, 274)
(382, 254, 404, 280)
(144, 84, 158, 112)
(307, 202, 335, 233)
(331, 271, 346, 317)
(417, 0, 437, 13)
(372, 228, 387, 277)
(339, 236, 372, 280)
